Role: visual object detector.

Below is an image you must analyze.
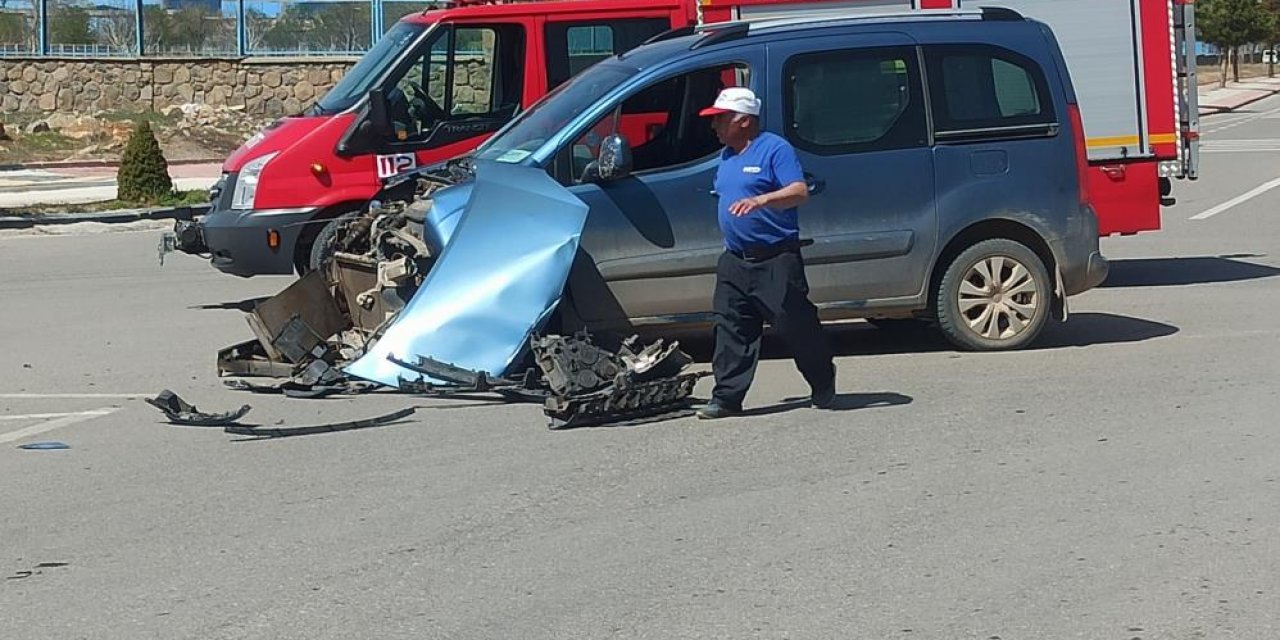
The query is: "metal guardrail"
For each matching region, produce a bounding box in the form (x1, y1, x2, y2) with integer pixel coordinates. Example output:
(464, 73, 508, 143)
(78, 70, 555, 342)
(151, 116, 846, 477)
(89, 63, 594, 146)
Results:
(0, 0, 623, 59)
(0, 0, 444, 58)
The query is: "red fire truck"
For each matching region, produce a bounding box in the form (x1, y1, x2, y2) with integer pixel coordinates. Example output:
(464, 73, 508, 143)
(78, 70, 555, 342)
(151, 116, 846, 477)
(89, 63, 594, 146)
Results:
(183, 0, 1199, 276)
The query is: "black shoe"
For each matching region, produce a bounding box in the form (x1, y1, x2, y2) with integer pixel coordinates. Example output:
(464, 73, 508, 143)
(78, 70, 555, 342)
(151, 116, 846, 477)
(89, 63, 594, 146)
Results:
(811, 365, 837, 409)
(695, 402, 740, 420)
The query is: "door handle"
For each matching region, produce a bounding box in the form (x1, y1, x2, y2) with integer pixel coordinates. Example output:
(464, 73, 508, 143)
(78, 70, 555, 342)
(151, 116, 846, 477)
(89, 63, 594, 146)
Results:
(1100, 165, 1127, 180)
(805, 175, 826, 195)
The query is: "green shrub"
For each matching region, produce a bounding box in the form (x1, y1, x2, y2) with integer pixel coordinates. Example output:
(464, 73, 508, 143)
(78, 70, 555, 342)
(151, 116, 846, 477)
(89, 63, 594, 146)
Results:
(116, 120, 173, 204)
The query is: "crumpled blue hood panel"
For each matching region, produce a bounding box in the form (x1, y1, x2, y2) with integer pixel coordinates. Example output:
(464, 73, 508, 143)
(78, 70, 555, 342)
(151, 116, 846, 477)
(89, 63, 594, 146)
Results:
(421, 180, 473, 250)
(344, 163, 588, 387)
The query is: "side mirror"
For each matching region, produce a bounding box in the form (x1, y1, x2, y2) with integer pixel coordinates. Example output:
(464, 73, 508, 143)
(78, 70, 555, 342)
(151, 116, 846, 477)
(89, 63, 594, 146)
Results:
(367, 88, 393, 138)
(596, 134, 633, 181)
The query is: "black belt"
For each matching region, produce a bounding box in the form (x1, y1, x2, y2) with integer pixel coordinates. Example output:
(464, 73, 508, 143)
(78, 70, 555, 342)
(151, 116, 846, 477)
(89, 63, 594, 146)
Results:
(728, 239, 810, 262)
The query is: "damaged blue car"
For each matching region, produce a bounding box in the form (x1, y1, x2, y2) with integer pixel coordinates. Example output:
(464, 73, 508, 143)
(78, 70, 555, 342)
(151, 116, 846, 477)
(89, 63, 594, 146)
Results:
(320, 11, 1108, 387)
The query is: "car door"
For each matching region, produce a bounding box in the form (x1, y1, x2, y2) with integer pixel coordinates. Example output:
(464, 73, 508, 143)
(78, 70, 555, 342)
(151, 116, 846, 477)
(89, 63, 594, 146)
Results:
(764, 33, 938, 307)
(551, 55, 762, 327)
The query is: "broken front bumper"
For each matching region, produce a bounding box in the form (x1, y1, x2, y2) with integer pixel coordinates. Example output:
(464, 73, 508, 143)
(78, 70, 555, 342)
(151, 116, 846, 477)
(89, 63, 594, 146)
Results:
(163, 173, 319, 277)
(199, 205, 319, 277)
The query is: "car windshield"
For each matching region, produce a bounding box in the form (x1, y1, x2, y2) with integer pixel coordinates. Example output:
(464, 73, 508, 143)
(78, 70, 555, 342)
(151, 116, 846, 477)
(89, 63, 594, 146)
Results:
(475, 62, 636, 164)
(312, 22, 428, 115)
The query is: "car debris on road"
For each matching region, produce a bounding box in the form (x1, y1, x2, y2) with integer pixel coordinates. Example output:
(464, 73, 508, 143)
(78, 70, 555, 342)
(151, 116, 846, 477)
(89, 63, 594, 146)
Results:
(146, 389, 252, 427)
(203, 164, 708, 430)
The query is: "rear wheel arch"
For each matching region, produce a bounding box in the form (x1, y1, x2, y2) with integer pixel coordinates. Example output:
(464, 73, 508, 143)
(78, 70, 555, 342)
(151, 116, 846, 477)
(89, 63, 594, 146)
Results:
(927, 218, 1058, 311)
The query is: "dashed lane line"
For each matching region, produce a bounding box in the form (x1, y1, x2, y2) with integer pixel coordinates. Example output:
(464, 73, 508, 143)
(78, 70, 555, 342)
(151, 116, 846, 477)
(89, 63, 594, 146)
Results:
(0, 408, 119, 445)
(0, 393, 150, 399)
(1190, 175, 1280, 220)
(0, 412, 89, 421)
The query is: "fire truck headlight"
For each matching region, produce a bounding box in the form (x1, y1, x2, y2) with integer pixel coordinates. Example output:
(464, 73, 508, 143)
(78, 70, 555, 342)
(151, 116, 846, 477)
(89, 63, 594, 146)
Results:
(231, 152, 279, 211)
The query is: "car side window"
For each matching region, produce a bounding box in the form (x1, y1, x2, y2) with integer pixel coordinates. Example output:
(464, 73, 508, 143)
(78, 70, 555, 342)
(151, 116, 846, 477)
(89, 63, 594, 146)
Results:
(553, 63, 751, 185)
(783, 46, 927, 154)
(925, 44, 1056, 137)
(386, 24, 525, 145)
(544, 18, 672, 91)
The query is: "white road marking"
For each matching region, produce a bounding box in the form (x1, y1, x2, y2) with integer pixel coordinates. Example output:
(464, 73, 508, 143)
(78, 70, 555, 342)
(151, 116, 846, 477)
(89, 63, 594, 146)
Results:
(1190, 176, 1280, 220)
(1202, 105, 1280, 134)
(0, 408, 119, 445)
(0, 412, 86, 421)
(1200, 139, 1280, 153)
(0, 393, 149, 399)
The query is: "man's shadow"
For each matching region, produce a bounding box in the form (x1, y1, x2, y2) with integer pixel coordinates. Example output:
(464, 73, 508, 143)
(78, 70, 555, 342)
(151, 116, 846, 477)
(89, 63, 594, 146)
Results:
(687, 391, 913, 419)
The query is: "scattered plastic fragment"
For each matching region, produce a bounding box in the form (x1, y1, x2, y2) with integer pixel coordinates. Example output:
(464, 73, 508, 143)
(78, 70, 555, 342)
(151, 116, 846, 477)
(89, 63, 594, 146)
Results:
(146, 389, 252, 426)
(17, 441, 69, 450)
(224, 407, 418, 438)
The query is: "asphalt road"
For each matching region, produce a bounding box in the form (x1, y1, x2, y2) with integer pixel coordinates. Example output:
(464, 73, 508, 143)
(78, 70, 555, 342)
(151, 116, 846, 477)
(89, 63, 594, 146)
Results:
(3, 97, 1280, 639)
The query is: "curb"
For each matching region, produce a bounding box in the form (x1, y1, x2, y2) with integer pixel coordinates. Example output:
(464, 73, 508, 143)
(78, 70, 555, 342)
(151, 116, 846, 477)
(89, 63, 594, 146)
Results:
(0, 204, 208, 230)
(1198, 84, 1280, 115)
(0, 158, 225, 171)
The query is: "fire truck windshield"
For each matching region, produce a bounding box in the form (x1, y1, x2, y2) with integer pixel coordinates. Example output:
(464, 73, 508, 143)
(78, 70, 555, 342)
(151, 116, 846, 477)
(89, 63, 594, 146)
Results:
(312, 22, 429, 115)
(476, 63, 636, 164)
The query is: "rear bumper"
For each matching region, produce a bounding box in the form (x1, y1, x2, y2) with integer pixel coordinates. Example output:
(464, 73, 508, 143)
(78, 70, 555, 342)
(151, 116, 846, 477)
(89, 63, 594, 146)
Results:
(1057, 203, 1109, 295)
(200, 206, 318, 277)
(1079, 250, 1109, 292)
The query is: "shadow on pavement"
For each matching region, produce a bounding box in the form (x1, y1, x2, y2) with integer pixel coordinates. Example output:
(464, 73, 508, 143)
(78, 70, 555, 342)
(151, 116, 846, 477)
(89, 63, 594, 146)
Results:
(737, 399, 810, 417)
(779, 392, 914, 413)
(1034, 312, 1179, 347)
(190, 296, 270, 311)
(681, 311, 1177, 362)
(1101, 255, 1279, 287)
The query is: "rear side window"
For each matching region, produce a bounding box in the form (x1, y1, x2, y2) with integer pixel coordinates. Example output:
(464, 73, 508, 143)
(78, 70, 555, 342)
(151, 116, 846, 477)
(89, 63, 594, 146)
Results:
(544, 18, 672, 90)
(783, 46, 928, 154)
(925, 45, 1056, 137)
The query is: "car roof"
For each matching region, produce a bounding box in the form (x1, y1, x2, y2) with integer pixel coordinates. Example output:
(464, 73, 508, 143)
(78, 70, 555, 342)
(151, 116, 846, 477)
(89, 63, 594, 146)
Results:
(620, 7, 1027, 66)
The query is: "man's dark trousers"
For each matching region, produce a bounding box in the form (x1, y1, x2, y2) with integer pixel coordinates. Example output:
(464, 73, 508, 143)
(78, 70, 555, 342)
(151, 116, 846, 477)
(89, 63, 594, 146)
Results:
(711, 248, 835, 409)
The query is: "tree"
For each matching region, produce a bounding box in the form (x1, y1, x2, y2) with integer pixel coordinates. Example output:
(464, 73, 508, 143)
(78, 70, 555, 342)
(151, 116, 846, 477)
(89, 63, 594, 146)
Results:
(167, 7, 213, 53)
(0, 11, 31, 50)
(94, 8, 138, 55)
(244, 8, 272, 52)
(117, 121, 173, 205)
(262, 2, 371, 53)
(48, 5, 94, 46)
(1199, 0, 1273, 86)
(1264, 0, 1280, 77)
(309, 3, 370, 51)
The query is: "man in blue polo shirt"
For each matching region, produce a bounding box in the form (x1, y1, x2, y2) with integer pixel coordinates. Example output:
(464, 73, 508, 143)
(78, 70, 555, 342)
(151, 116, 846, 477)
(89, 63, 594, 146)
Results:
(695, 87, 836, 419)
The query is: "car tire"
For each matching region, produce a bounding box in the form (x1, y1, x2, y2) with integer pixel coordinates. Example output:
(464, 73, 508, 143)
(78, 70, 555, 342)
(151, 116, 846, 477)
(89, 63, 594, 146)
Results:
(307, 211, 362, 275)
(935, 238, 1051, 351)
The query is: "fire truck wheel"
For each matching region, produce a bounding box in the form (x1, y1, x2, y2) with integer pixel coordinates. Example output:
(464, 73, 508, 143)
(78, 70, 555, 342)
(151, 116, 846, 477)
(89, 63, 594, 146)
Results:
(935, 238, 1050, 351)
(307, 211, 362, 274)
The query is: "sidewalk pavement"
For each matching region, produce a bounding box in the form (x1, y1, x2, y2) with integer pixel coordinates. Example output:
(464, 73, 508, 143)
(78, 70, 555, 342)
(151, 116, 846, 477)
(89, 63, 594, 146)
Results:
(0, 162, 221, 209)
(1199, 75, 1280, 114)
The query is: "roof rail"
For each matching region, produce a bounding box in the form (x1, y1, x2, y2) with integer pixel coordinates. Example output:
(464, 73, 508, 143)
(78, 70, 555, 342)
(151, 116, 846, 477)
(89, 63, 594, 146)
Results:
(640, 25, 696, 47)
(641, 7, 1025, 52)
(742, 9, 984, 34)
(981, 6, 1025, 21)
(691, 22, 751, 49)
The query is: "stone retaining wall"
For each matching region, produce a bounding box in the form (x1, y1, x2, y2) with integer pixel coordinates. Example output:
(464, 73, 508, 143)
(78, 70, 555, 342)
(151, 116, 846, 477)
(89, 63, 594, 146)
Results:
(0, 57, 356, 117)
(0, 56, 495, 118)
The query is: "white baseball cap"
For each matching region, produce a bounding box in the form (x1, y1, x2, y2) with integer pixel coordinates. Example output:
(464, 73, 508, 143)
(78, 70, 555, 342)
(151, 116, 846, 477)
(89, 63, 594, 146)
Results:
(699, 87, 761, 117)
